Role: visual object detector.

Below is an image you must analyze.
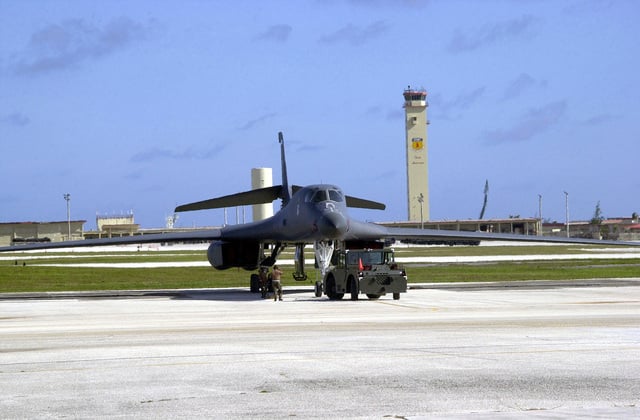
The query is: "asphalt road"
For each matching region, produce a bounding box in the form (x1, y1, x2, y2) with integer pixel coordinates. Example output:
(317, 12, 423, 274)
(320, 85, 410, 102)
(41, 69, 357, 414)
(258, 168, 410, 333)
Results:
(1, 281, 639, 419)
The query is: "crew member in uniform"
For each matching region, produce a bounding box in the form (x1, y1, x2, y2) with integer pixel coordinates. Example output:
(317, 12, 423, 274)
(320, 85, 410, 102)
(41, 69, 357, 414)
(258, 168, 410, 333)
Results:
(271, 265, 283, 301)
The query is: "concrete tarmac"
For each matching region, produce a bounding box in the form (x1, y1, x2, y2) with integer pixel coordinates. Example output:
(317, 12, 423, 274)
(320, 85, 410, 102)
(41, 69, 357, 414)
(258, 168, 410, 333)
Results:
(1, 282, 639, 419)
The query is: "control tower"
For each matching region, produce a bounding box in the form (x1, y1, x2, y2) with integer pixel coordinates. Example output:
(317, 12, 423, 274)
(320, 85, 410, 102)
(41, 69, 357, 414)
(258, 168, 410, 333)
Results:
(403, 87, 429, 222)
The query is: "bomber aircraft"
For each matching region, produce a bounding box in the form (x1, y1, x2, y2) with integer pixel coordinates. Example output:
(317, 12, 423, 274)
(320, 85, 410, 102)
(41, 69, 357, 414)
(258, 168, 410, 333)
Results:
(2, 132, 638, 292)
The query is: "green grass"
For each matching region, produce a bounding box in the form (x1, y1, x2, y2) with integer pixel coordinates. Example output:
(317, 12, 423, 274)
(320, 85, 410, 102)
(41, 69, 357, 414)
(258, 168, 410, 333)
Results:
(1, 244, 624, 263)
(1, 245, 638, 293)
(0, 266, 245, 293)
(407, 259, 640, 283)
(393, 244, 617, 257)
(1, 251, 206, 265)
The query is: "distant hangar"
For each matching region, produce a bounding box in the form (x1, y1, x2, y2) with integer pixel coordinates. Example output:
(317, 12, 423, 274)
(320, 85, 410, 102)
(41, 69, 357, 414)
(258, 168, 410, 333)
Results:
(0, 220, 85, 247)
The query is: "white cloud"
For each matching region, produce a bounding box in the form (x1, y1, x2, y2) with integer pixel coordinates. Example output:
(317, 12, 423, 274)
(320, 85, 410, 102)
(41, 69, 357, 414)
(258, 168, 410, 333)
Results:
(12, 17, 155, 76)
(0, 112, 30, 126)
(255, 24, 292, 43)
(483, 100, 567, 144)
(319, 21, 388, 46)
(448, 15, 539, 53)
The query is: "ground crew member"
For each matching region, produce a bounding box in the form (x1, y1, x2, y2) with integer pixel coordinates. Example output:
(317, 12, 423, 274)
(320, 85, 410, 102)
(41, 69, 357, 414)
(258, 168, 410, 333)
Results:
(258, 266, 269, 299)
(271, 265, 283, 301)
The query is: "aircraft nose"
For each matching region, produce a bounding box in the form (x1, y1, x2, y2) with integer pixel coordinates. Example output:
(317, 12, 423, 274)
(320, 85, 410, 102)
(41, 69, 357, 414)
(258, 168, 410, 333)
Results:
(317, 211, 348, 239)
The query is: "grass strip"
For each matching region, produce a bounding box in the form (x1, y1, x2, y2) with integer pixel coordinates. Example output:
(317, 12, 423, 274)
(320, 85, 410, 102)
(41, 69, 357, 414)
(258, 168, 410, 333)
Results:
(0, 266, 241, 293)
(406, 259, 640, 283)
(2, 245, 631, 266)
(1, 259, 638, 293)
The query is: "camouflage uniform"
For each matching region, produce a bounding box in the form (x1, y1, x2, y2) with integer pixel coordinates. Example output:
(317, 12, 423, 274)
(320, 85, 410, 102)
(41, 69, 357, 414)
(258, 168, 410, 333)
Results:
(271, 265, 283, 301)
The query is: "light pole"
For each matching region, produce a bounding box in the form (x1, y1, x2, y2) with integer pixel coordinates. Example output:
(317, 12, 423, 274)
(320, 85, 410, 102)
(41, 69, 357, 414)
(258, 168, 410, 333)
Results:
(538, 194, 543, 236)
(63, 193, 71, 240)
(417, 193, 424, 229)
(564, 191, 569, 238)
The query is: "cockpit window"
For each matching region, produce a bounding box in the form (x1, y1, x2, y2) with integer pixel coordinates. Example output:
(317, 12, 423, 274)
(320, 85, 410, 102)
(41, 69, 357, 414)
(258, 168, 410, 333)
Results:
(328, 189, 344, 202)
(307, 189, 344, 203)
(310, 190, 326, 203)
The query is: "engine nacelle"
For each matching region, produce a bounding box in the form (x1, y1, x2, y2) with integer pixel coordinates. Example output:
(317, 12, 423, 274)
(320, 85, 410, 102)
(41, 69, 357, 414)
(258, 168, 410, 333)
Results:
(207, 240, 261, 271)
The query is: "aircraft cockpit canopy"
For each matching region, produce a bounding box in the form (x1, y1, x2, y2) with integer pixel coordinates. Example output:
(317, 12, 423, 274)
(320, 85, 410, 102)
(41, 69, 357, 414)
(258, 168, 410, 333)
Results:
(307, 188, 344, 203)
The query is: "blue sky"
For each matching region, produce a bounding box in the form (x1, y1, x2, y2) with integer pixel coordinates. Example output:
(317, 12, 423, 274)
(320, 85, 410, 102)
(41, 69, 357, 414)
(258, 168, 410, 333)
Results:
(1, 0, 638, 229)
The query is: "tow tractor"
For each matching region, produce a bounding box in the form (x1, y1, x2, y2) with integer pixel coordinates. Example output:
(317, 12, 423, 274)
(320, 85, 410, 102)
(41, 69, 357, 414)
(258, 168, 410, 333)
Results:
(316, 247, 407, 300)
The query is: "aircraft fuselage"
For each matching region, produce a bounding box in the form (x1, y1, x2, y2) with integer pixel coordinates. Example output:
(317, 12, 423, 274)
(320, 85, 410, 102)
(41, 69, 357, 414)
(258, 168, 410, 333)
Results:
(221, 184, 349, 242)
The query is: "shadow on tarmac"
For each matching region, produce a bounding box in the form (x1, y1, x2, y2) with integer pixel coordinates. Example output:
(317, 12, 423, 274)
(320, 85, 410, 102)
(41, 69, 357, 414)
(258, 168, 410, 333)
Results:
(173, 287, 315, 302)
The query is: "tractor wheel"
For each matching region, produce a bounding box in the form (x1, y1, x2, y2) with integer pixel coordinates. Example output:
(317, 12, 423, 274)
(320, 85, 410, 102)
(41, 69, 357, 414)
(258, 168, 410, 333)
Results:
(250, 274, 260, 293)
(349, 276, 358, 301)
(326, 275, 344, 300)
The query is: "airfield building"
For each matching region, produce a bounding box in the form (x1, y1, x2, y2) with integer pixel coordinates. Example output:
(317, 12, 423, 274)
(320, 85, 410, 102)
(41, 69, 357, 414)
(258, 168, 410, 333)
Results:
(94, 213, 140, 238)
(0, 220, 86, 247)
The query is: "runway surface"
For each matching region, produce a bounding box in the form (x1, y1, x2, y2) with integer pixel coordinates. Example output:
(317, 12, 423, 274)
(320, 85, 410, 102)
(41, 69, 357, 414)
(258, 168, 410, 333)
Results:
(1, 282, 639, 418)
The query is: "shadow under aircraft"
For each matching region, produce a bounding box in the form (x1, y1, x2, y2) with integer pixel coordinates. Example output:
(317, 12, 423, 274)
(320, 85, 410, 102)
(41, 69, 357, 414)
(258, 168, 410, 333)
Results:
(3, 132, 638, 290)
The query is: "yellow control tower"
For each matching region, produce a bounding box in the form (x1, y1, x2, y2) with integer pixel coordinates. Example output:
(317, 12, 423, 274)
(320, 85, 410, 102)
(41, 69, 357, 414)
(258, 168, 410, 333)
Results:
(403, 87, 429, 222)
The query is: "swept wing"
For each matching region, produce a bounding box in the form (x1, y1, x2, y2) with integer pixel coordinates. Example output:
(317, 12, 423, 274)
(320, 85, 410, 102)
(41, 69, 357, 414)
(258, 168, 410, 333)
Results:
(1, 132, 637, 258)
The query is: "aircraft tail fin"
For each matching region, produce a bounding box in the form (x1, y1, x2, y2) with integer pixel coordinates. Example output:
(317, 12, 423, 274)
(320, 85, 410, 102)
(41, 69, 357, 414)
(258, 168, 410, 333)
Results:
(279, 132, 292, 205)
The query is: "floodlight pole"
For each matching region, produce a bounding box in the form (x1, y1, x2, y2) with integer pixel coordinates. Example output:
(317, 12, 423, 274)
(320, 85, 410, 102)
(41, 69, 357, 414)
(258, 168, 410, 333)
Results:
(538, 194, 543, 236)
(417, 193, 424, 229)
(63, 193, 71, 240)
(564, 191, 570, 238)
